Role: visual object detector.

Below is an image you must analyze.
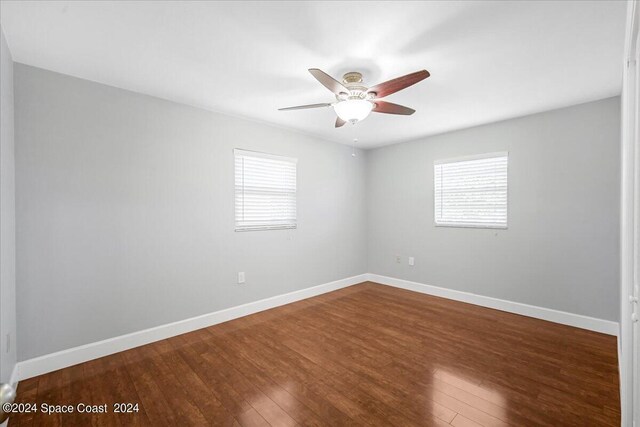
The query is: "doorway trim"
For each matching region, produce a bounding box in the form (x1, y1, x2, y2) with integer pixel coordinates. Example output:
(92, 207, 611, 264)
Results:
(620, 1, 640, 426)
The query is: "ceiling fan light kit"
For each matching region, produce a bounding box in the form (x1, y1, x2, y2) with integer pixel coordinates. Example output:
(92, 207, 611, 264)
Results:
(334, 99, 374, 124)
(279, 68, 430, 128)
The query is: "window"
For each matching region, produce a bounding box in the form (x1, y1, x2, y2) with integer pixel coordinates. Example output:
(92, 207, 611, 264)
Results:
(234, 149, 297, 231)
(434, 152, 508, 228)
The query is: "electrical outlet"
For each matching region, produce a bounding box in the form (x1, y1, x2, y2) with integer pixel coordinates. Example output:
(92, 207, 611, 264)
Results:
(409, 257, 415, 266)
(396, 255, 401, 264)
(238, 272, 245, 284)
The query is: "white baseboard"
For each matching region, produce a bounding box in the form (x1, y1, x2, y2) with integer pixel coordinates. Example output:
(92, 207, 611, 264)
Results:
(366, 274, 619, 336)
(14, 274, 368, 381)
(14, 272, 618, 381)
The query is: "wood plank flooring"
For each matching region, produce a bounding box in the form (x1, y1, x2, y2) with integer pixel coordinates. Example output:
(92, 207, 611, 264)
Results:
(8, 282, 620, 426)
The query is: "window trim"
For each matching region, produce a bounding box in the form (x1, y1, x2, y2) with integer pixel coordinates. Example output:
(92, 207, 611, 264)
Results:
(234, 148, 298, 232)
(434, 151, 509, 230)
(433, 151, 508, 165)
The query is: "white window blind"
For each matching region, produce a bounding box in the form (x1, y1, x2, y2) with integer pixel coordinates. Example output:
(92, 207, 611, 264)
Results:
(434, 152, 508, 228)
(234, 149, 297, 231)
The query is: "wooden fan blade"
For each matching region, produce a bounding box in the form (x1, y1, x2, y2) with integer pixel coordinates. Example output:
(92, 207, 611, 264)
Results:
(367, 70, 430, 98)
(309, 69, 349, 95)
(335, 117, 347, 128)
(278, 103, 332, 111)
(372, 101, 415, 115)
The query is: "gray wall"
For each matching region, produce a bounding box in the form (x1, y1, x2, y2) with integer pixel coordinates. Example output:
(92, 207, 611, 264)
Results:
(0, 27, 16, 383)
(15, 64, 367, 361)
(367, 97, 621, 322)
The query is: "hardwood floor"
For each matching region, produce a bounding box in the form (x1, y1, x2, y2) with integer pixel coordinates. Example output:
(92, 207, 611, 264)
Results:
(8, 282, 619, 426)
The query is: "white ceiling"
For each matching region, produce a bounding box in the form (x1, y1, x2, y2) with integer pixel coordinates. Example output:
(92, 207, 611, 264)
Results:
(0, 1, 627, 148)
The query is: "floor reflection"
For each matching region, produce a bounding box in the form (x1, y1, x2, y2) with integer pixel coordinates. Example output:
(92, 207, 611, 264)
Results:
(429, 367, 508, 425)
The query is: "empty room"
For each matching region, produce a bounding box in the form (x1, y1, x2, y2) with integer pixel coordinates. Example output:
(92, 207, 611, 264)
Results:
(0, 1, 639, 426)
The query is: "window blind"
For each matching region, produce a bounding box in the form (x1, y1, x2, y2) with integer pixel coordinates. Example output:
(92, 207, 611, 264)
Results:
(234, 149, 297, 231)
(434, 152, 508, 228)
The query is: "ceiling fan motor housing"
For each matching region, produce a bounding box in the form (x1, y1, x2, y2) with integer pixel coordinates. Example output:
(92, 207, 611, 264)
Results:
(338, 72, 374, 101)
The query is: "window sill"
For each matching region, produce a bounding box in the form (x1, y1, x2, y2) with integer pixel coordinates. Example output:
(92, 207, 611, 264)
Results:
(435, 223, 508, 230)
(235, 225, 297, 232)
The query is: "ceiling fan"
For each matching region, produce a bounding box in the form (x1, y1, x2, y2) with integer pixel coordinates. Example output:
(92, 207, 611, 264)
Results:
(279, 68, 430, 128)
